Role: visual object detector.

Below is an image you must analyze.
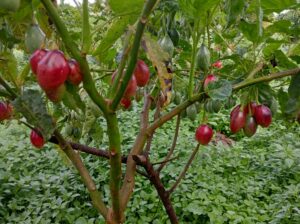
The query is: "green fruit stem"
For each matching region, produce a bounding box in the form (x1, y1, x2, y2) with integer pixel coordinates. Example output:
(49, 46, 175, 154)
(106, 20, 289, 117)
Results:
(110, 0, 159, 110)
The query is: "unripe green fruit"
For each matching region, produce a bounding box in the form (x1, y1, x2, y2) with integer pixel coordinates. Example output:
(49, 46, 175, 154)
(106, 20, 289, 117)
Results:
(25, 24, 46, 53)
(158, 34, 174, 58)
(186, 104, 197, 121)
(196, 44, 210, 71)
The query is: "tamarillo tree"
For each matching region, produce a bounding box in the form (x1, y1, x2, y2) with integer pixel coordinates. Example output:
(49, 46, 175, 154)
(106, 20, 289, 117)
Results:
(0, 0, 300, 223)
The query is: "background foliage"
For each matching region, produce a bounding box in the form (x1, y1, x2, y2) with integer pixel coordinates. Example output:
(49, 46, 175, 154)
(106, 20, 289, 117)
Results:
(1, 105, 300, 223)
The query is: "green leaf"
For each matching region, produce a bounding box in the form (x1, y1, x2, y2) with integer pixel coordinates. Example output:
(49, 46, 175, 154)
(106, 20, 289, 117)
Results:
(274, 50, 298, 69)
(206, 79, 232, 101)
(261, 0, 297, 13)
(75, 217, 88, 224)
(0, 52, 18, 84)
(108, 0, 143, 15)
(288, 73, 300, 99)
(265, 20, 292, 35)
(178, 0, 221, 19)
(12, 89, 55, 140)
(225, 0, 245, 27)
(239, 20, 260, 43)
(263, 43, 282, 58)
(93, 15, 138, 59)
(277, 88, 289, 113)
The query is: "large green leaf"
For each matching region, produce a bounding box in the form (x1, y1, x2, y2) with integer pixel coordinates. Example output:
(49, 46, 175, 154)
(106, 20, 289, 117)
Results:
(93, 15, 137, 59)
(108, 0, 144, 15)
(178, 0, 221, 19)
(12, 89, 55, 140)
(265, 20, 292, 36)
(239, 20, 260, 43)
(261, 0, 298, 13)
(225, 0, 245, 27)
(206, 79, 232, 101)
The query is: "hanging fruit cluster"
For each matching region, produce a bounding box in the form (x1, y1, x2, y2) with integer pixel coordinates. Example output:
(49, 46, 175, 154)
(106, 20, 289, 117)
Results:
(29, 49, 83, 103)
(230, 102, 272, 137)
(112, 59, 150, 110)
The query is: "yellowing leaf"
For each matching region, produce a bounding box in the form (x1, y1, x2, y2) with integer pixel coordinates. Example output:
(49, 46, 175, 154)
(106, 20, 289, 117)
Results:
(143, 35, 173, 106)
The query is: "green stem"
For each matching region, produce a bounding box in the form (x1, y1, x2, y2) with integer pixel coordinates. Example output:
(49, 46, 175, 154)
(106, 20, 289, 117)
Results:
(109, 30, 133, 98)
(0, 75, 18, 98)
(54, 131, 108, 218)
(234, 67, 300, 90)
(82, 0, 91, 53)
(110, 0, 158, 110)
(105, 114, 122, 222)
(188, 19, 201, 99)
(41, 0, 108, 114)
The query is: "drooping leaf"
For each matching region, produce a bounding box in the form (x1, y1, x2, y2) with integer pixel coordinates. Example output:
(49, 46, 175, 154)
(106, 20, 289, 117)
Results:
(12, 89, 55, 140)
(206, 79, 232, 101)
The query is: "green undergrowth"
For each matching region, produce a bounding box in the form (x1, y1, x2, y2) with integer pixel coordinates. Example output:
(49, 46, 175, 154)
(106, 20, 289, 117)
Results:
(0, 110, 300, 223)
